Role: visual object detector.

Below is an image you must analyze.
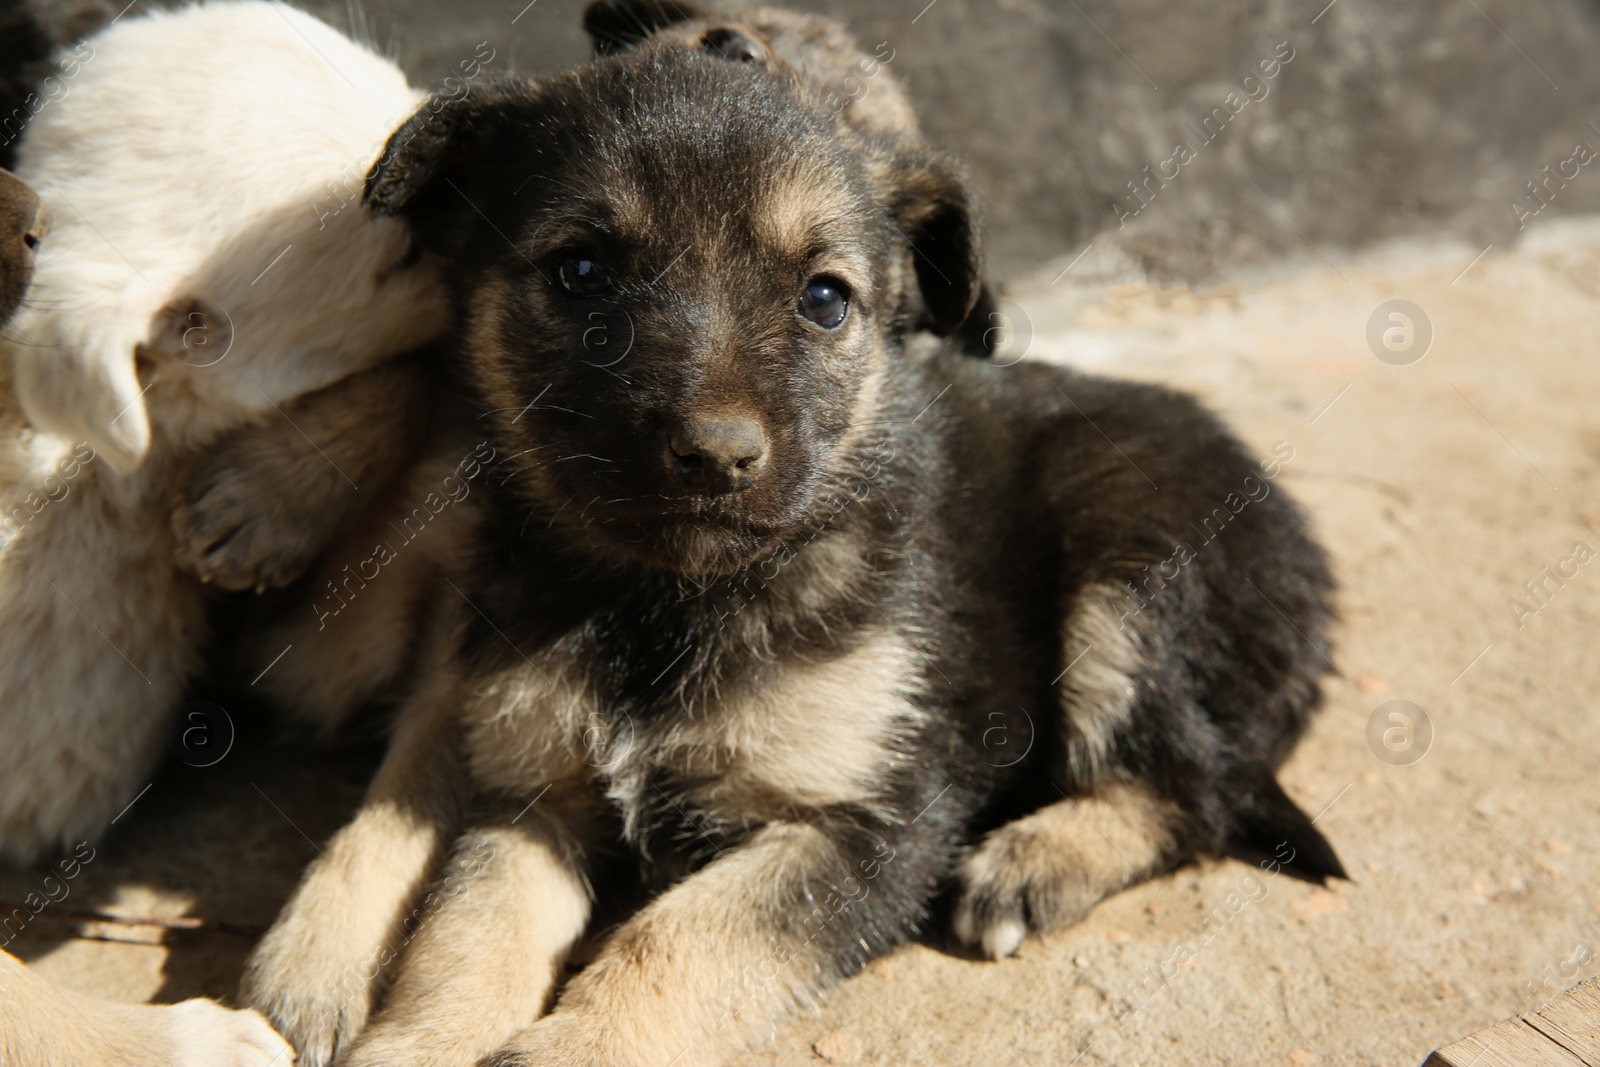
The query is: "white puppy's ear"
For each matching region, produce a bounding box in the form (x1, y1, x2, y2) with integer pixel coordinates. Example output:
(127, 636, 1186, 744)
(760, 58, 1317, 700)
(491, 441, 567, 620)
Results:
(144, 297, 233, 368)
(13, 316, 153, 475)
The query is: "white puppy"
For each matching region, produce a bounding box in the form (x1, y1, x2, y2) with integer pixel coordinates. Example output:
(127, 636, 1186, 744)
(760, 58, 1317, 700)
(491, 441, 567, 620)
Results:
(0, 0, 447, 866)
(0, 3, 453, 1063)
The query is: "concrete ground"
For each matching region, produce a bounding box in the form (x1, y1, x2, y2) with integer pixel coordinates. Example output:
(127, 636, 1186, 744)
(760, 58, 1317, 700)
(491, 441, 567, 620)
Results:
(6, 217, 1600, 1066)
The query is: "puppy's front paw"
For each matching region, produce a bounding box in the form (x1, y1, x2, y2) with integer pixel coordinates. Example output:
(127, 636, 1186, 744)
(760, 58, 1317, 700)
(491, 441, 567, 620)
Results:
(173, 477, 326, 592)
(951, 822, 1100, 961)
(237, 972, 358, 1067)
(239, 914, 377, 1067)
(159, 999, 296, 1067)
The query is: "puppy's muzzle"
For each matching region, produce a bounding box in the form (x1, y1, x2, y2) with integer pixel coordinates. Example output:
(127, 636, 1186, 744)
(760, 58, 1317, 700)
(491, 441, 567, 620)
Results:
(667, 416, 768, 496)
(0, 167, 49, 324)
(3, 173, 50, 247)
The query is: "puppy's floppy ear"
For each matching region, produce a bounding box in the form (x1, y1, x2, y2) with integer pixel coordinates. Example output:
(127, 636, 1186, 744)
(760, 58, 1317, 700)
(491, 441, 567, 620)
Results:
(956, 283, 1002, 358)
(877, 147, 986, 338)
(12, 314, 152, 475)
(144, 297, 233, 368)
(365, 73, 524, 249)
(583, 0, 707, 55)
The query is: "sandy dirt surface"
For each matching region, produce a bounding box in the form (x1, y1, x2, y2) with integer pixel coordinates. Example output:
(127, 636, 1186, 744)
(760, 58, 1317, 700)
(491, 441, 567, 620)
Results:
(5, 218, 1599, 1067)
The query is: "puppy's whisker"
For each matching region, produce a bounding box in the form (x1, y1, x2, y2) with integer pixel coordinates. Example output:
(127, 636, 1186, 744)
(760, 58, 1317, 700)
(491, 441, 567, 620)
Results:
(0, 330, 67, 349)
(495, 444, 561, 463)
(479, 403, 556, 420)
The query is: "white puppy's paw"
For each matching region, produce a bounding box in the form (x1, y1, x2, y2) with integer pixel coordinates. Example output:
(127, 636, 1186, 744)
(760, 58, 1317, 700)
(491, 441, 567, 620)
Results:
(159, 999, 295, 1066)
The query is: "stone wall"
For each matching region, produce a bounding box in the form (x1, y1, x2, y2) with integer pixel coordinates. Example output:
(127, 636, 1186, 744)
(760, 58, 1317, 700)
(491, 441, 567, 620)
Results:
(8, 0, 1600, 281)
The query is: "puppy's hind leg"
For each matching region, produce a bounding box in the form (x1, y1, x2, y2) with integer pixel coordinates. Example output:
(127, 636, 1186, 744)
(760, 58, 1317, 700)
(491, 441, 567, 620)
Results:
(337, 798, 592, 1067)
(952, 572, 1344, 959)
(953, 777, 1180, 960)
(0, 948, 293, 1067)
(954, 579, 1180, 957)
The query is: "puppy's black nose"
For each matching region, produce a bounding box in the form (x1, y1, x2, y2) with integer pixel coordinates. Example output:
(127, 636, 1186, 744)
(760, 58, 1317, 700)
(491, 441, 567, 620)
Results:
(667, 417, 768, 495)
(24, 201, 51, 249)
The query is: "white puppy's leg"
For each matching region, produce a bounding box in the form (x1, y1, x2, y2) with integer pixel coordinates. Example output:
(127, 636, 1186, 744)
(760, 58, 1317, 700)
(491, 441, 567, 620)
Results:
(0, 947, 293, 1067)
(0, 471, 202, 866)
(240, 668, 468, 1067)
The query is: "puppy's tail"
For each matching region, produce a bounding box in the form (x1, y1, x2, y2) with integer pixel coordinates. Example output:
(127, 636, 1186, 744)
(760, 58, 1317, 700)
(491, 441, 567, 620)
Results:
(1235, 777, 1348, 883)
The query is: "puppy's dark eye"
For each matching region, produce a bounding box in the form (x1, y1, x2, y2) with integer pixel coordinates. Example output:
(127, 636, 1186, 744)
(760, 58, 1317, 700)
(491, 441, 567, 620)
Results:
(798, 277, 848, 329)
(557, 252, 612, 298)
(701, 27, 766, 64)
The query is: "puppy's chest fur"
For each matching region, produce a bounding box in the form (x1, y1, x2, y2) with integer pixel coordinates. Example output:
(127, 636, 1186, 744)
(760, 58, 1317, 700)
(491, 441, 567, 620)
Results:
(461, 530, 929, 847)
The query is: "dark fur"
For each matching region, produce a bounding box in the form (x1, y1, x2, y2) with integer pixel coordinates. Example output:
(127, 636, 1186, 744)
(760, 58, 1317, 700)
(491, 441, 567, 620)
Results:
(256, 31, 1342, 1067)
(583, 0, 1001, 354)
(584, 0, 919, 139)
(0, 0, 116, 171)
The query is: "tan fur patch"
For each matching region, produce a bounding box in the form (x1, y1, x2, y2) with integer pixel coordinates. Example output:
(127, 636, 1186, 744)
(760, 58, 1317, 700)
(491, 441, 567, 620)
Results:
(460, 614, 920, 826)
(751, 159, 874, 304)
(463, 649, 602, 799)
(777, 527, 874, 619)
(710, 528, 873, 649)
(338, 809, 592, 1067)
(645, 629, 921, 818)
(753, 160, 844, 259)
(468, 274, 534, 452)
(1058, 582, 1146, 780)
(496, 821, 847, 1067)
(954, 778, 1179, 959)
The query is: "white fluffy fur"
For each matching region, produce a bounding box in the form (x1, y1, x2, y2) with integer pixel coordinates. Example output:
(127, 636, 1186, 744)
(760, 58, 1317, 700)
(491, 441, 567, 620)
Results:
(9, 0, 443, 470)
(0, 946, 296, 1067)
(0, 0, 448, 864)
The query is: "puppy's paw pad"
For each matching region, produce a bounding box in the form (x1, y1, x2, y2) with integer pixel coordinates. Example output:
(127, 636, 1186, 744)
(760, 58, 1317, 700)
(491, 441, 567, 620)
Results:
(162, 999, 295, 1066)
